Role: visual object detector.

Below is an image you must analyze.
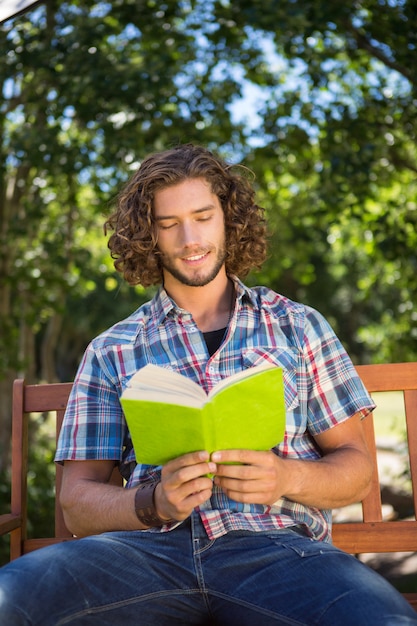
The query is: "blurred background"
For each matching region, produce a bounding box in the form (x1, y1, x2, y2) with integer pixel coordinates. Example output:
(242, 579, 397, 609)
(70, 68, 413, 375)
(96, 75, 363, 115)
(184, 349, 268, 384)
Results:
(1, 0, 416, 573)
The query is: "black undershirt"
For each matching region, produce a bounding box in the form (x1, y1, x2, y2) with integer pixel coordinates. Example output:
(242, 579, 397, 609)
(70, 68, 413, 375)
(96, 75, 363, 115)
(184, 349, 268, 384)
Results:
(203, 327, 227, 357)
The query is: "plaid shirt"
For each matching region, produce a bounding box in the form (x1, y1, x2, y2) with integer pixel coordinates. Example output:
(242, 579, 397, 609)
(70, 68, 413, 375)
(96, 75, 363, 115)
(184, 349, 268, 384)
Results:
(55, 276, 375, 542)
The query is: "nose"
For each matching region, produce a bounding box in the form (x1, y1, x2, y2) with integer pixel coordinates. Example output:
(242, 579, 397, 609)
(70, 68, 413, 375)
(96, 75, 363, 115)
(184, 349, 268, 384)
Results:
(178, 221, 200, 247)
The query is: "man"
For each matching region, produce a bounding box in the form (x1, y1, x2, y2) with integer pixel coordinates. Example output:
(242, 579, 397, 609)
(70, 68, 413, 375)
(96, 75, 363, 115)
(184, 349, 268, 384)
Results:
(0, 144, 416, 625)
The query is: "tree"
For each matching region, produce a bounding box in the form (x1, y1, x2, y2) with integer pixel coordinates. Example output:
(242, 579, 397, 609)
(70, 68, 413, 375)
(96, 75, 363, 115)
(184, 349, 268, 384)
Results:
(207, 0, 417, 360)
(2, 0, 417, 469)
(0, 0, 247, 467)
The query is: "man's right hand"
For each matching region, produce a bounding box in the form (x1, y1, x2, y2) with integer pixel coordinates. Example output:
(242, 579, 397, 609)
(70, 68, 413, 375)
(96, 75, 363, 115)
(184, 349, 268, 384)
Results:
(155, 451, 217, 521)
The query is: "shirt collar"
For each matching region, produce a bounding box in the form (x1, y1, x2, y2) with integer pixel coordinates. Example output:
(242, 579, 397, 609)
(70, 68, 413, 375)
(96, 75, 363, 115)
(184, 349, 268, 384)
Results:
(149, 275, 258, 326)
(231, 275, 258, 308)
(150, 286, 177, 326)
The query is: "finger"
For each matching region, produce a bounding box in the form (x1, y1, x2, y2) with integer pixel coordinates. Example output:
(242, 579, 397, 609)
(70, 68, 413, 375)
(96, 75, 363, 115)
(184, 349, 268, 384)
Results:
(177, 485, 213, 507)
(214, 474, 263, 492)
(162, 451, 215, 485)
(214, 462, 258, 480)
(167, 450, 211, 471)
(214, 475, 273, 504)
(160, 475, 214, 520)
(178, 474, 215, 496)
(211, 449, 269, 465)
(165, 460, 216, 487)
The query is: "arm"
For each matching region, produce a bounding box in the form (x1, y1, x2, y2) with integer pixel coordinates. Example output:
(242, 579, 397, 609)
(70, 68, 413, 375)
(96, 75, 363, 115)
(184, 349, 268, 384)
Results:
(60, 460, 140, 536)
(60, 453, 217, 536)
(212, 412, 373, 509)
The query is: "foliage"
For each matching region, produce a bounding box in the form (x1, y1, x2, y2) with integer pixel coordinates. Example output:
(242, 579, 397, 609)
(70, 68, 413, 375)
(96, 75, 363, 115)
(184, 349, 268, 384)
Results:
(0, 0, 246, 466)
(208, 0, 417, 360)
(1, 0, 417, 472)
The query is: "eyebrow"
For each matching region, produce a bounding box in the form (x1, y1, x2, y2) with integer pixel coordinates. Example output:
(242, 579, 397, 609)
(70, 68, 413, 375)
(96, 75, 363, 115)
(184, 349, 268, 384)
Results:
(154, 205, 217, 222)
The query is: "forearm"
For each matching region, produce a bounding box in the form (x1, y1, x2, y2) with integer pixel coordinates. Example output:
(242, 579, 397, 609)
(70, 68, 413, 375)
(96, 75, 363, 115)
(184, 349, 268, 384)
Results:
(283, 414, 374, 509)
(277, 446, 373, 509)
(60, 479, 142, 536)
(60, 452, 216, 536)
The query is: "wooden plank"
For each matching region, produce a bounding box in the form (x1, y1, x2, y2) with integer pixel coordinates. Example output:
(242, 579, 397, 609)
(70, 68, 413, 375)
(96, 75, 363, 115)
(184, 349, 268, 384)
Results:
(23, 537, 76, 553)
(332, 520, 417, 553)
(0, 513, 21, 534)
(23, 382, 72, 413)
(404, 389, 417, 516)
(10, 379, 26, 560)
(355, 362, 417, 392)
(403, 594, 417, 610)
(360, 414, 383, 521)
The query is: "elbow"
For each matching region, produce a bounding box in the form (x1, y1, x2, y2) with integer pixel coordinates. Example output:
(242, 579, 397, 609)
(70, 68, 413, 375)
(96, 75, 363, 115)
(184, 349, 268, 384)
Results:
(59, 488, 86, 537)
(61, 510, 80, 537)
(356, 477, 372, 503)
(352, 454, 374, 504)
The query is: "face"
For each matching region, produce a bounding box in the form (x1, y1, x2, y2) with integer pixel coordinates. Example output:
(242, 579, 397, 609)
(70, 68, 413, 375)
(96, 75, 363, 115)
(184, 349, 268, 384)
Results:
(153, 177, 226, 288)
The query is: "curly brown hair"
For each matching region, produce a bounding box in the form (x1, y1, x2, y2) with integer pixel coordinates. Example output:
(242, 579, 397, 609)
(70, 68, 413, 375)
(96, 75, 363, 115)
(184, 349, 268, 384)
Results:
(104, 144, 267, 287)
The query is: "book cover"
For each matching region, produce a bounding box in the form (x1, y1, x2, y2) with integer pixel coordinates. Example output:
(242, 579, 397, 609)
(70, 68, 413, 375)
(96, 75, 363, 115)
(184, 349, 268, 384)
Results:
(121, 362, 286, 465)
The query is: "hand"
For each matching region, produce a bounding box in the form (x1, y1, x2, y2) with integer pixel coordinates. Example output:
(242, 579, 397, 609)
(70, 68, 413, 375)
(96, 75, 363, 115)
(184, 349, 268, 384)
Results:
(211, 415, 374, 510)
(155, 451, 217, 521)
(211, 449, 282, 505)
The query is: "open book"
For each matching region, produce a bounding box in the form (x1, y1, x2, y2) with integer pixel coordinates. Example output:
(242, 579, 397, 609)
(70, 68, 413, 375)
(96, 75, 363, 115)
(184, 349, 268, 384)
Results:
(120, 362, 286, 465)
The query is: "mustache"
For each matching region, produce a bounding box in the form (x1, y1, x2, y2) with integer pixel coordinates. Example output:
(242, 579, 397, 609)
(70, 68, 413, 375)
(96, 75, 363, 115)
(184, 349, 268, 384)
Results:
(165, 247, 211, 259)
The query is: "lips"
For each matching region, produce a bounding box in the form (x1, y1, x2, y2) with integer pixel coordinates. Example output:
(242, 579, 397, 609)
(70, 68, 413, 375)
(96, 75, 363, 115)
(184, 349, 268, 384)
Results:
(185, 253, 207, 262)
(181, 250, 210, 264)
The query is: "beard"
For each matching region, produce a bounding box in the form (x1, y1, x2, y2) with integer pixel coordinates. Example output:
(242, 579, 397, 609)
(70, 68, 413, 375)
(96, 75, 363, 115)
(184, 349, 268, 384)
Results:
(160, 243, 227, 287)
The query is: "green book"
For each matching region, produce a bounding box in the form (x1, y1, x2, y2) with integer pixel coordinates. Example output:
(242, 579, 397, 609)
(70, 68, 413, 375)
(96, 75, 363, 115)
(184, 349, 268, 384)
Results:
(120, 362, 286, 465)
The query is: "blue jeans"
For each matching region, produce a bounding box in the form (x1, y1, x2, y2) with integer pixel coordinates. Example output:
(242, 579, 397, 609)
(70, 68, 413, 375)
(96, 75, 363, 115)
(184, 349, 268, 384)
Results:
(0, 513, 416, 625)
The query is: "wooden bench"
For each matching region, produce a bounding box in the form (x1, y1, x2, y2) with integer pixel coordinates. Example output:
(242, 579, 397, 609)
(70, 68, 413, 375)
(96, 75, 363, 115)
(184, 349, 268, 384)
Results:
(1, 362, 417, 610)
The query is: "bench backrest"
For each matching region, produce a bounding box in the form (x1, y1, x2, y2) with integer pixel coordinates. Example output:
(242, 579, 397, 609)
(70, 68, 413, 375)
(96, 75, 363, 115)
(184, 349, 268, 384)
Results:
(1, 379, 122, 558)
(333, 362, 417, 609)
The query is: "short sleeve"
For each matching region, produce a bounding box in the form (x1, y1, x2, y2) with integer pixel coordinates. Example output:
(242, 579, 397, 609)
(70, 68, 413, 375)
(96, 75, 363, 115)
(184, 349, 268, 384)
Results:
(55, 343, 126, 463)
(303, 306, 375, 435)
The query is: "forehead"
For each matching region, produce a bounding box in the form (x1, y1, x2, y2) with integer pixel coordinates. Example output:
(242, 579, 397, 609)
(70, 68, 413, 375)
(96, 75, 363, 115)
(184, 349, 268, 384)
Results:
(153, 178, 221, 217)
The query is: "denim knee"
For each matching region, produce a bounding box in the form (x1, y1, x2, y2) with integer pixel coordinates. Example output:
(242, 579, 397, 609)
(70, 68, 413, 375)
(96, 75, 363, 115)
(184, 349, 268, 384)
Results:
(0, 586, 29, 626)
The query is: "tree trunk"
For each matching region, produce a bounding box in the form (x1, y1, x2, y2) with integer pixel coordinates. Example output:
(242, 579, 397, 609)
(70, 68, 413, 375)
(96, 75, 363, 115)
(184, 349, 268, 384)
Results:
(40, 312, 64, 382)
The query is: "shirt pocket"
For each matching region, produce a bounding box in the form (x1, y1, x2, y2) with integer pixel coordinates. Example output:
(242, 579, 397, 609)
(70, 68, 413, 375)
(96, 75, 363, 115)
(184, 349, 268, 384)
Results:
(241, 347, 300, 413)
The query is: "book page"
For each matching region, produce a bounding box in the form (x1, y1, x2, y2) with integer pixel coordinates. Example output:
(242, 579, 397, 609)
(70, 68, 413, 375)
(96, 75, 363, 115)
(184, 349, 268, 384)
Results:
(124, 364, 207, 405)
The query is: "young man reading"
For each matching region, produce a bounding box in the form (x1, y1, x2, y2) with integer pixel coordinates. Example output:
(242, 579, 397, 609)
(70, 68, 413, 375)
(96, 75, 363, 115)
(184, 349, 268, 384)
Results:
(1, 144, 416, 625)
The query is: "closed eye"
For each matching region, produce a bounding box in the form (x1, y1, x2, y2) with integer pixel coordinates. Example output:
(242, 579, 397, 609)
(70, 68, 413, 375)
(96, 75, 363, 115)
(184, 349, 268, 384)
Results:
(157, 221, 177, 230)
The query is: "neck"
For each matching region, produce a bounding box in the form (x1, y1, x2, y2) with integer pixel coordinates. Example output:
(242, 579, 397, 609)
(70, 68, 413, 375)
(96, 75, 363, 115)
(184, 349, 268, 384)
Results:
(164, 273, 234, 333)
